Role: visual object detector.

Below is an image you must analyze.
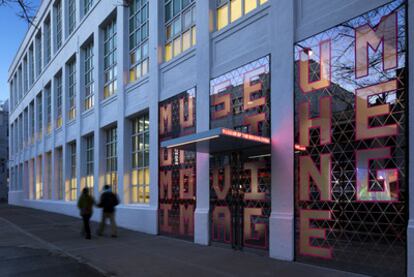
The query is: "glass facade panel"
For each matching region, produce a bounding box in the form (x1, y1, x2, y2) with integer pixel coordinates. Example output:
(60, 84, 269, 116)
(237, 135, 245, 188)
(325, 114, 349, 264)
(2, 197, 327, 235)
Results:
(293, 1, 407, 276)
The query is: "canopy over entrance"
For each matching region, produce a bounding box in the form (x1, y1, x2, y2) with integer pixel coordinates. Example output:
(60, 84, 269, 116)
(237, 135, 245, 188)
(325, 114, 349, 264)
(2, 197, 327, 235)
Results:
(160, 127, 270, 155)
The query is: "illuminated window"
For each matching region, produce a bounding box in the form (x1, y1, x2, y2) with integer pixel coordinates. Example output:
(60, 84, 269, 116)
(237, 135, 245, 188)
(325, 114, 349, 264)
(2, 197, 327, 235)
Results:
(83, 42, 94, 110)
(164, 0, 196, 62)
(129, 0, 149, 83)
(55, 0, 62, 50)
(103, 19, 117, 99)
(36, 93, 42, 140)
(68, 142, 77, 201)
(68, 0, 76, 35)
(55, 73, 63, 129)
(55, 146, 64, 200)
(131, 113, 150, 204)
(45, 85, 52, 134)
(85, 135, 94, 194)
(105, 127, 118, 193)
(35, 155, 43, 200)
(67, 59, 76, 121)
(216, 0, 268, 31)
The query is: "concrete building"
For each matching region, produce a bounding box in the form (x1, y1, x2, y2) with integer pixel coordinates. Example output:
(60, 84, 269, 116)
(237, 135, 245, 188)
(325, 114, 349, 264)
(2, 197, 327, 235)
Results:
(7, 0, 414, 276)
(0, 100, 9, 202)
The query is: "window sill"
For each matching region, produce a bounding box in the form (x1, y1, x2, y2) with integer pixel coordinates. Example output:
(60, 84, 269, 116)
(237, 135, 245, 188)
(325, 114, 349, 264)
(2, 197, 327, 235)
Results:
(82, 107, 95, 118)
(160, 47, 196, 72)
(126, 75, 150, 93)
(101, 93, 118, 107)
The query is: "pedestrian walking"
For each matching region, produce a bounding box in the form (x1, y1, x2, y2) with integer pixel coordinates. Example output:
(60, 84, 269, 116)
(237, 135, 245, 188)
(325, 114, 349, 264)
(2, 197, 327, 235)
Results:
(97, 185, 119, 237)
(77, 187, 95, 240)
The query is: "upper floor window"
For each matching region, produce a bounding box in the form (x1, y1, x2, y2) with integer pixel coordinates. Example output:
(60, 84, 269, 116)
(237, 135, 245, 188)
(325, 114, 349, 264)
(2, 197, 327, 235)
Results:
(44, 16, 52, 65)
(67, 59, 76, 121)
(28, 45, 34, 86)
(103, 19, 117, 99)
(105, 126, 118, 193)
(164, 0, 196, 62)
(55, 73, 63, 128)
(29, 101, 35, 144)
(23, 56, 28, 93)
(83, 42, 94, 110)
(35, 31, 42, 77)
(68, 0, 76, 35)
(45, 85, 52, 134)
(84, 0, 93, 15)
(36, 93, 42, 140)
(55, 0, 63, 51)
(131, 113, 150, 204)
(129, 0, 149, 83)
(216, 0, 268, 31)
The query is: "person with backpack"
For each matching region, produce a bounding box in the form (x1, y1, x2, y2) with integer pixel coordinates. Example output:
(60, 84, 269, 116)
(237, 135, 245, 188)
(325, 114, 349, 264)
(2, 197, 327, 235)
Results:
(97, 185, 119, 237)
(77, 187, 95, 240)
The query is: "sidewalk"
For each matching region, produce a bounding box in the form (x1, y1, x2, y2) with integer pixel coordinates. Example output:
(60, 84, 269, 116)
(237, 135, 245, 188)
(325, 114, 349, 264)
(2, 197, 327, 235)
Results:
(0, 204, 364, 277)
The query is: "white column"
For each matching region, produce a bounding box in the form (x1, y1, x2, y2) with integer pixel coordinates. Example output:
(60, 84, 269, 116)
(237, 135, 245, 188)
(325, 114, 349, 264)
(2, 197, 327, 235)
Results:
(147, 0, 161, 234)
(269, 0, 295, 261)
(407, 1, 414, 276)
(194, 0, 212, 246)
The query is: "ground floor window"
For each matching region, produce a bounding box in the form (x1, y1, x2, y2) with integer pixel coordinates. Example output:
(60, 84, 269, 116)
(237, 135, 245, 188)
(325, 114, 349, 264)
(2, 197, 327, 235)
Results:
(68, 142, 77, 201)
(35, 155, 42, 200)
(55, 147, 64, 200)
(85, 135, 94, 194)
(105, 127, 118, 193)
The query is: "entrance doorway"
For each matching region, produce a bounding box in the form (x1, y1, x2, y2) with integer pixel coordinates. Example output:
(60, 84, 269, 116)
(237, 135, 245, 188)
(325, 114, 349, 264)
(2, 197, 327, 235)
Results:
(210, 151, 271, 251)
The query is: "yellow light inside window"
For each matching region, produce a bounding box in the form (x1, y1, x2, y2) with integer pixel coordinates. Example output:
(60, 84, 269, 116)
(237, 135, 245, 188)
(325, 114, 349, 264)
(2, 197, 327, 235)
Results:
(182, 30, 191, 52)
(145, 168, 150, 184)
(259, 0, 268, 4)
(173, 37, 181, 57)
(245, 0, 257, 14)
(165, 43, 172, 62)
(129, 68, 136, 82)
(217, 4, 229, 30)
(192, 26, 196, 46)
(230, 0, 242, 23)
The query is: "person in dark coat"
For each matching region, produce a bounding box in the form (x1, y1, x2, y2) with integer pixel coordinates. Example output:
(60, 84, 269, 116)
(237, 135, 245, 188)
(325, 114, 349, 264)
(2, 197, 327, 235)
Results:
(97, 185, 119, 237)
(77, 187, 95, 240)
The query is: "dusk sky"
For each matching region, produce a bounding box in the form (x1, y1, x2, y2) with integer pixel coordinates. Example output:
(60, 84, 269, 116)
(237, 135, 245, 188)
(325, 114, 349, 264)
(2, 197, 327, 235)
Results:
(0, 0, 41, 102)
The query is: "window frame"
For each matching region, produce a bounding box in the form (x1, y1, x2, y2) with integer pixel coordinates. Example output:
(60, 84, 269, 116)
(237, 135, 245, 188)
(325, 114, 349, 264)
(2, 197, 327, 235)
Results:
(103, 19, 117, 99)
(67, 59, 77, 121)
(83, 42, 94, 111)
(105, 127, 118, 193)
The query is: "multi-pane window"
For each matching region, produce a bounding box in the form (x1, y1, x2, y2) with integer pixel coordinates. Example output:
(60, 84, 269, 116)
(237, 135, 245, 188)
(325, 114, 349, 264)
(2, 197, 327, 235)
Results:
(55, 0, 63, 50)
(24, 108, 28, 146)
(35, 31, 42, 77)
(105, 127, 118, 193)
(69, 142, 77, 201)
(131, 114, 149, 204)
(45, 152, 52, 199)
(18, 66, 22, 100)
(23, 57, 28, 93)
(30, 101, 35, 144)
(84, 43, 94, 110)
(216, 0, 268, 31)
(164, 0, 196, 62)
(29, 45, 34, 86)
(129, 0, 149, 83)
(68, 59, 76, 121)
(36, 93, 42, 140)
(46, 85, 52, 134)
(55, 73, 63, 128)
(35, 155, 43, 200)
(103, 19, 117, 99)
(44, 16, 51, 65)
(68, 0, 76, 35)
(85, 135, 94, 194)
(55, 147, 63, 200)
(84, 0, 93, 15)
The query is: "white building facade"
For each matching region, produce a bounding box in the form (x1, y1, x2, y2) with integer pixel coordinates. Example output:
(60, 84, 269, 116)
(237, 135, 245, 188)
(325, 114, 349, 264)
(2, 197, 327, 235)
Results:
(7, 0, 414, 276)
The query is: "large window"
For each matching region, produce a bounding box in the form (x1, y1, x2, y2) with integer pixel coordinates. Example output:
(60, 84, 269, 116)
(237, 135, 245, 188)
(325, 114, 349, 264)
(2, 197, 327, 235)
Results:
(68, 0, 76, 35)
(46, 85, 52, 134)
(293, 1, 406, 276)
(216, 0, 268, 31)
(36, 93, 42, 140)
(68, 142, 77, 201)
(35, 155, 43, 200)
(129, 0, 149, 83)
(55, 0, 63, 50)
(44, 16, 51, 65)
(55, 73, 63, 128)
(23, 56, 28, 93)
(164, 0, 196, 62)
(45, 151, 52, 199)
(85, 135, 94, 194)
(67, 59, 76, 121)
(105, 127, 117, 193)
(131, 114, 149, 204)
(55, 146, 64, 200)
(103, 19, 117, 99)
(24, 108, 28, 146)
(35, 31, 42, 77)
(84, 0, 93, 15)
(29, 45, 34, 86)
(29, 101, 35, 144)
(83, 42, 94, 110)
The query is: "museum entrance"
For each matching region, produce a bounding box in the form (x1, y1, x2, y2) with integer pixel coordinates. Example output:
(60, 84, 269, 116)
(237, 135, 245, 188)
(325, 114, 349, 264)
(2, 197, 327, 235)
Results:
(210, 150, 271, 251)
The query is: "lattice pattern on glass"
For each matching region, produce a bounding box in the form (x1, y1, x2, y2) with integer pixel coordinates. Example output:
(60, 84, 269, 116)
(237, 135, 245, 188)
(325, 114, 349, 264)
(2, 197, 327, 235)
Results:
(216, 0, 268, 31)
(84, 42, 94, 110)
(85, 135, 94, 194)
(164, 0, 196, 62)
(55, 73, 63, 128)
(105, 127, 118, 193)
(68, 0, 76, 35)
(131, 113, 150, 204)
(68, 59, 76, 121)
(55, 0, 62, 50)
(129, 0, 149, 83)
(68, 142, 77, 201)
(103, 19, 117, 99)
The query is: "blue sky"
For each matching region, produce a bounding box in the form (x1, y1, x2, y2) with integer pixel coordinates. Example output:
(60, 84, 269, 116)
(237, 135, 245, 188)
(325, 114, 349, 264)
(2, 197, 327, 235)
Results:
(0, 0, 41, 102)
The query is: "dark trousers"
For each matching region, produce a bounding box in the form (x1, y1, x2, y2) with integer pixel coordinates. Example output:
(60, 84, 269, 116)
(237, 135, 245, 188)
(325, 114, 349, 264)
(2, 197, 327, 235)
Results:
(82, 214, 92, 238)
